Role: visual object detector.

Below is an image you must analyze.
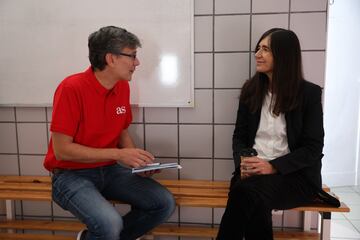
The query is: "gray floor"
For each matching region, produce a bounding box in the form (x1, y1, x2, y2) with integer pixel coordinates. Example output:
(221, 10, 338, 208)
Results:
(330, 186, 360, 239)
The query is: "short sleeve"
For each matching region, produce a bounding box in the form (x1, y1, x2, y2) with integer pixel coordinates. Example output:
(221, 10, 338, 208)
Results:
(50, 82, 81, 137)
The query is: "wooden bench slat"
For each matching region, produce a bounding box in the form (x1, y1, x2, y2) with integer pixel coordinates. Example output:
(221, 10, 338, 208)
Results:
(0, 176, 51, 183)
(0, 220, 321, 240)
(175, 196, 227, 208)
(0, 177, 330, 196)
(152, 224, 217, 237)
(294, 202, 350, 213)
(0, 233, 74, 240)
(0, 190, 51, 201)
(0, 189, 349, 213)
(158, 179, 230, 189)
(168, 187, 228, 198)
(0, 183, 51, 191)
(0, 220, 84, 232)
(0, 175, 348, 240)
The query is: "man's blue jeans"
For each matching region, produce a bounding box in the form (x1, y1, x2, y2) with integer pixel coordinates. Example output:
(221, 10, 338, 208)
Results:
(52, 164, 175, 240)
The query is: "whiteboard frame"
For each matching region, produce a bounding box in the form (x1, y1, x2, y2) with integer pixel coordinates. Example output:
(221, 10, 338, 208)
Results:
(0, 0, 194, 108)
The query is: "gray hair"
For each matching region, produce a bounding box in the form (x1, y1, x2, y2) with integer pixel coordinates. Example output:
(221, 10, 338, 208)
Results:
(88, 26, 141, 70)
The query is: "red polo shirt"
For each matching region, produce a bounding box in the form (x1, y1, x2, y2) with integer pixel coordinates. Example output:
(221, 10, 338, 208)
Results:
(44, 67, 132, 171)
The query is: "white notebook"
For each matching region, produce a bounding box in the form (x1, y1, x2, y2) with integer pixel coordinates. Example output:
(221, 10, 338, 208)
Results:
(132, 162, 182, 173)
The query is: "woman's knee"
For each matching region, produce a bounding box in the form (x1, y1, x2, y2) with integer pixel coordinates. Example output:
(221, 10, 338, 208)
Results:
(228, 181, 265, 208)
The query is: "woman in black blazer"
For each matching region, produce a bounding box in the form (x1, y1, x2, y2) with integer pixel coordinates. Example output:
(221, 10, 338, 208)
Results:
(216, 28, 339, 240)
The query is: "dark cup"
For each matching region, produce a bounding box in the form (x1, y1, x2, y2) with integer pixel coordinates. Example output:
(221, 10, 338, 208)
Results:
(239, 148, 257, 159)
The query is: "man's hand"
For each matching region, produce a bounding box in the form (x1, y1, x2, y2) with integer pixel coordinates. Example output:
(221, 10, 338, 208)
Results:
(240, 156, 277, 179)
(115, 148, 155, 168)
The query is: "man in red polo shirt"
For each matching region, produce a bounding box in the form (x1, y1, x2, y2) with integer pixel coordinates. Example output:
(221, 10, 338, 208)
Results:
(44, 26, 175, 240)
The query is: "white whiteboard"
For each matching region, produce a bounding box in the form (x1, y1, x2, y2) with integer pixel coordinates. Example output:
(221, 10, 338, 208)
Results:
(0, 0, 194, 107)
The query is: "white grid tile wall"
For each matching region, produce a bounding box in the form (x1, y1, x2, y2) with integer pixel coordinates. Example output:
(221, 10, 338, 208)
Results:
(0, 0, 328, 238)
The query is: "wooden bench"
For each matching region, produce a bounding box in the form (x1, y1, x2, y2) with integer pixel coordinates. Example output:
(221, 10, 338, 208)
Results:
(0, 175, 350, 240)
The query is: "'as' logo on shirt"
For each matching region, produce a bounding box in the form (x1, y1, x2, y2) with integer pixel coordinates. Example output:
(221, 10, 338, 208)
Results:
(116, 106, 126, 115)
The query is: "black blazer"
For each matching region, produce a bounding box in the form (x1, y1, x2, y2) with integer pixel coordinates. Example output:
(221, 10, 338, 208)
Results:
(233, 81, 324, 189)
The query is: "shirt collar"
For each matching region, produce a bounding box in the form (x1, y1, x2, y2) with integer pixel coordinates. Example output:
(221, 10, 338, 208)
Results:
(85, 67, 121, 96)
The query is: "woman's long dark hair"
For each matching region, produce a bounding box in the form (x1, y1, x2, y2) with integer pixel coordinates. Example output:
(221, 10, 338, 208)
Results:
(240, 28, 304, 115)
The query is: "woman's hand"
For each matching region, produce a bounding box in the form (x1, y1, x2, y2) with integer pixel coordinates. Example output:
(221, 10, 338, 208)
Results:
(240, 156, 277, 179)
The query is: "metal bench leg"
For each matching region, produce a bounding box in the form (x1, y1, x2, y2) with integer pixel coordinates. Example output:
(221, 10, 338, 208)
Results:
(5, 200, 15, 233)
(303, 211, 312, 231)
(320, 212, 331, 240)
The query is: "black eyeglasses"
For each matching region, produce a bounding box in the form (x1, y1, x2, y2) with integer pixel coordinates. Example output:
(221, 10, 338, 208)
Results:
(113, 52, 137, 60)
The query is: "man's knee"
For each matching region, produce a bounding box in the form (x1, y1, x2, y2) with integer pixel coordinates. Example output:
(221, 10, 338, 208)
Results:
(157, 187, 176, 218)
(89, 210, 123, 239)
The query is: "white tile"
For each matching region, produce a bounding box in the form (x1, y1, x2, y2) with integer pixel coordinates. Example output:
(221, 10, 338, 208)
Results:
(344, 204, 360, 220)
(353, 185, 360, 193)
(0, 107, 15, 121)
(180, 207, 212, 223)
(128, 124, 144, 149)
(0, 123, 17, 153)
(179, 90, 212, 123)
(16, 107, 46, 122)
(153, 158, 179, 180)
(352, 219, 360, 233)
(334, 192, 360, 205)
(302, 51, 326, 87)
(180, 158, 212, 180)
(214, 207, 225, 224)
(145, 107, 177, 123)
(145, 124, 177, 157)
(47, 123, 51, 143)
(291, 0, 327, 12)
(290, 13, 327, 50)
(252, 0, 289, 13)
(195, 16, 213, 52)
(17, 123, 48, 154)
(46, 107, 52, 122)
(52, 201, 74, 217)
(195, 0, 213, 15)
(310, 211, 319, 229)
(214, 53, 249, 88)
(131, 106, 143, 123)
(283, 210, 302, 228)
(332, 186, 357, 194)
(214, 15, 250, 51)
(179, 125, 212, 157)
(167, 206, 179, 223)
(272, 213, 284, 228)
(331, 219, 360, 238)
(332, 212, 347, 220)
(215, 0, 250, 14)
(251, 14, 289, 50)
(0, 154, 19, 174)
(195, 53, 213, 88)
(22, 201, 51, 216)
(214, 125, 234, 158)
(250, 55, 257, 76)
(214, 159, 234, 181)
(214, 90, 239, 124)
(19, 155, 48, 175)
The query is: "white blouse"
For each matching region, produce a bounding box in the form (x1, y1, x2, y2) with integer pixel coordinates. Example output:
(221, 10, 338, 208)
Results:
(253, 92, 290, 161)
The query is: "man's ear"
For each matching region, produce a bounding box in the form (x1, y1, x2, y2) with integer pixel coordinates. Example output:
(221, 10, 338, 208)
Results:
(105, 53, 115, 67)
